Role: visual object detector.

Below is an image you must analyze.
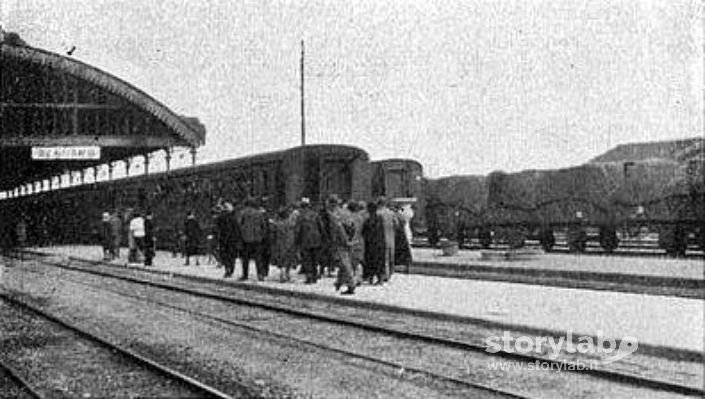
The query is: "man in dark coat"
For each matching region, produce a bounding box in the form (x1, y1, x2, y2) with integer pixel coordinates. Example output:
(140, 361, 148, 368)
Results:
(110, 211, 122, 260)
(101, 212, 112, 260)
(144, 211, 155, 266)
(184, 211, 201, 266)
(217, 202, 241, 278)
(294, 198, 324, 284)
(317, 205, 334, 277)
(238, 197, 267, 280)
(362, 201, 386, 284)
(258, 197, 273, 278)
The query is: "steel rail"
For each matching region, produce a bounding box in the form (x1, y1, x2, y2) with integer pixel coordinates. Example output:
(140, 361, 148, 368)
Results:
(27, 253, 705, 398)
(0, 292, 235, 399)
(0, 357, 45, 399)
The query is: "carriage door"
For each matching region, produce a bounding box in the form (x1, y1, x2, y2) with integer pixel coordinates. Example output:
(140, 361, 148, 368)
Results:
(322, 159, 352, 199)
(384, 166, 406, 199)
(303, 157, 320, 201)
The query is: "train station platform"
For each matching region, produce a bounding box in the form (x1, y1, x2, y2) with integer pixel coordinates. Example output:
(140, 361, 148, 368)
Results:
(409, 248, 704, 298)
(413, 248, 705, 280)
(412, 247, 703, 280)
(23, 245, 704, 355)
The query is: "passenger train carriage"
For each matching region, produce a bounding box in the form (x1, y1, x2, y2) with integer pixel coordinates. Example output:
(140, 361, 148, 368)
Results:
(1, 145, 368, 247)
(0, 145, 423, 250)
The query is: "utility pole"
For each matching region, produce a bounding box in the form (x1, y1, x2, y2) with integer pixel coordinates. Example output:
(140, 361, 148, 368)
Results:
(300, 40, 306, 147)
(299, 40, 308, 202)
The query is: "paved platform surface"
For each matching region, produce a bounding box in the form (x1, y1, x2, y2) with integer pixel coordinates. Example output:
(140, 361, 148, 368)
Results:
(413, 247, 704, 281)
(27, 245, 705, 353)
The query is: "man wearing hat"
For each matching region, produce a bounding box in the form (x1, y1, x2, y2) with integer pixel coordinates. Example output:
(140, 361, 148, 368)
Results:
(324, 194, 356, 294)
(238, 197, 267, 280)
(294, 197, 323, 284)
(217, 201, 241, 278)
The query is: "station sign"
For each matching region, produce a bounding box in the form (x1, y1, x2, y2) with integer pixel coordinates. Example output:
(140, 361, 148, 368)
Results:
(31, 146, 101, 160)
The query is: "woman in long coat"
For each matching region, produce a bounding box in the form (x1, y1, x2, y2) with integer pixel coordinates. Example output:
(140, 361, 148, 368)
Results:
(361, 202, 386, 284)
(393, 209, 413, 272)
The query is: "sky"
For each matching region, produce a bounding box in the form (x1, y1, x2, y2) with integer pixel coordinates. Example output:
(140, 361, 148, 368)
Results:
(1, 0, 703, 177)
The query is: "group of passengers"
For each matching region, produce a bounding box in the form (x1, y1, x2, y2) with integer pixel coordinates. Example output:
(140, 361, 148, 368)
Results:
(101, 195, 413, 295)
(100, 209, 155, 266)
(208, 194, 413, 295)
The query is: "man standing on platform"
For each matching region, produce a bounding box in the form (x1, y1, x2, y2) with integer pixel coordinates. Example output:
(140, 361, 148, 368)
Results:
(217, 202, 240, 278)
(362, 201, 385, 284)
(258, 196, 274, 278)
(143, 211, 155, 267)
(325, 195, 356, 295)
(101, 212, 112, 260)
(128, 212, 145, 264)
(110, 210, 122, 260)
(238, 197, 267, 280)
(15, 216, 27, 250)
(347, 201, 366, 282)
(184, 211, 202, 266)
(295, 198, 323, 284)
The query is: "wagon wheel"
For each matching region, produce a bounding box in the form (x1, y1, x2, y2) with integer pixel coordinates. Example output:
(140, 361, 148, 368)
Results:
(539, 228, 555, 252)
(598, 226, 619, 253)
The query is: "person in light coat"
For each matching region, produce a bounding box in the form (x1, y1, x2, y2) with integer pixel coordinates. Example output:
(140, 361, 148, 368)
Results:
(375, 197, 397, 283)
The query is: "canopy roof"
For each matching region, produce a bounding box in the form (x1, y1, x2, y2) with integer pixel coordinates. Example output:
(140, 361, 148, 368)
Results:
(0, 38, 205, 192)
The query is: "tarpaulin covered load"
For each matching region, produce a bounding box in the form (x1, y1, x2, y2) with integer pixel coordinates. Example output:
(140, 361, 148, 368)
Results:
(485, 170, 540, 225)
(484, 165, 614, 225)
(424, 175, 488, 214)
(487, 170, 539, 209)
(604, 159, 684, 222)
(531, 164, 615, 225)
(423, 175, 488, 239)
(660, 158, 705, 222)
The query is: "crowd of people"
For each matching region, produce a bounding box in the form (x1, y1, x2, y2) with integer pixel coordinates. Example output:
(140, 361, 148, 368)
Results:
(103, 195, 413, 295)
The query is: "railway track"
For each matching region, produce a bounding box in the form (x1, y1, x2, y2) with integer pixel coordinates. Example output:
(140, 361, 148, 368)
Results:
(0, 356, 42, 398)
(9, 256, 525, 398)
(13, 251, 704, 398)
(0, 292, 235, 399)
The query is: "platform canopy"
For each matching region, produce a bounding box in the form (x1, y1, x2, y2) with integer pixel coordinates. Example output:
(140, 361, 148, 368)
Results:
(0, 34, 206, 192)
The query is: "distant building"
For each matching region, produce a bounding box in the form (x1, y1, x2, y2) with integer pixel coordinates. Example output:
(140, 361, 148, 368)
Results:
(590, 137, 704, 164)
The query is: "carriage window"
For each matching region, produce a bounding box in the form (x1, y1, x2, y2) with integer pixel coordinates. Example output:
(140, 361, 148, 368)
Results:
(262, 170, 269, 192)
(687, 160, 698, 176)
(623, 162, 634, 179)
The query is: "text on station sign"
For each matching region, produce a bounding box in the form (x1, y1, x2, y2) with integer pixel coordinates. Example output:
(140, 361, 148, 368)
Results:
(31, 146, 101, 160)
